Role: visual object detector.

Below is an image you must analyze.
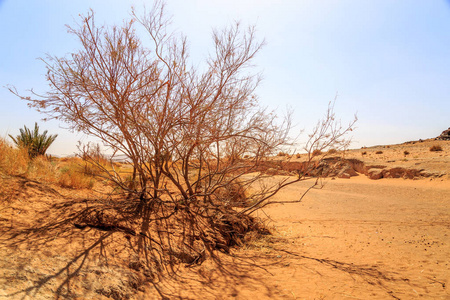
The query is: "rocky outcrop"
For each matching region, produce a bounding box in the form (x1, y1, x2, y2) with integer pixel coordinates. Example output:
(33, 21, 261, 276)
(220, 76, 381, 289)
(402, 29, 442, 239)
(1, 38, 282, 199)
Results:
(368, 166, 435, 180)
(265, 158, 443, 180)
(437, 127, 450, 140)
(367, 168, 383, 180)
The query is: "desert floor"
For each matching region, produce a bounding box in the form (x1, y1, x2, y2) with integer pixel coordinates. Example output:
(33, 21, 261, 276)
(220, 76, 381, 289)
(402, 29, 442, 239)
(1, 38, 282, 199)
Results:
(0, 140, 449, 299)
(151, 176, 450, 300)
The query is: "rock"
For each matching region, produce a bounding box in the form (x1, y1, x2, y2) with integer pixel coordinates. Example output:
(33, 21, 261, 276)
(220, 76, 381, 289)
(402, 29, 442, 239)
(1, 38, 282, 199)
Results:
(367, 168, 383, 180)
(337, 172, 351, 179)
(437, 127, 450, 140)
(344, 166, 358, 176)
(384, 167, 404, 178)
(364, 165, 386, 173)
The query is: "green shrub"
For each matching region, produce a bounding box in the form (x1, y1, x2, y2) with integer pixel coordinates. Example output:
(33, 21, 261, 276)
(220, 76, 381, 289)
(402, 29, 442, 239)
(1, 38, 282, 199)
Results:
(9, 123, 57, 158)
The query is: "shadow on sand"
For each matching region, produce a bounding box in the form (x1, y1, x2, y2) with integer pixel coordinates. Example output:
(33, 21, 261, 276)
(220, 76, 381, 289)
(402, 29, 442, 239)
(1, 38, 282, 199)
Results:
(0, 177, 418, 299)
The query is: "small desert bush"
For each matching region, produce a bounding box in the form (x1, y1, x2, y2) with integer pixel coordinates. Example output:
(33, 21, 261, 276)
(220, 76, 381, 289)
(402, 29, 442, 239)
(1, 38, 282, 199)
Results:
(277, 151, 289, 157)
(375, 151, 383, 154)
(403, 150, 410, 156)
(327, 148, 338, 155)
(429, 145, 443, 152)
(26, 155, 59, 182)
(311, 149, 322, 157)
(295, 153, 301, 159)
(58, 160, 95, 189)
(361, 151, 367, 155)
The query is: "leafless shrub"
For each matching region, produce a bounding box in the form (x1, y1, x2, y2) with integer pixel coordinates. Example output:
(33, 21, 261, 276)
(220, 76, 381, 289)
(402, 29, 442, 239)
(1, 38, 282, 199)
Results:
(375, 151, 383, 154)
(304, 98, 356, 161)
(10, 1, 356, 273)
(403, 150, 410, 156)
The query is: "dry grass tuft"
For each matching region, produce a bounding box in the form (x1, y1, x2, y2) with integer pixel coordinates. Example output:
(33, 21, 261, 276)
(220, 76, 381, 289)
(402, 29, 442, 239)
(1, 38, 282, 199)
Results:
(26, 155, 59, 182)
(57, 158, 95, 189)
(0, 138, 29, 175)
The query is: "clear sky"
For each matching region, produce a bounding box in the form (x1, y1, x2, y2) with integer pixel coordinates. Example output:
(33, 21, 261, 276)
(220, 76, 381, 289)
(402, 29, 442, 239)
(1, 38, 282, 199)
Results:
(1, 0, 449, 156)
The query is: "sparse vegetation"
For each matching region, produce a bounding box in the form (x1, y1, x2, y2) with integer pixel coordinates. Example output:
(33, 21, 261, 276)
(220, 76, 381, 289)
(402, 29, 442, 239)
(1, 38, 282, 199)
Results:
(0, 137, 95, 189)
(403, 150, 410, 156)
(429, 145, 443, 152)
(0, 138, 29, 176)
(375, 151, 383, 154)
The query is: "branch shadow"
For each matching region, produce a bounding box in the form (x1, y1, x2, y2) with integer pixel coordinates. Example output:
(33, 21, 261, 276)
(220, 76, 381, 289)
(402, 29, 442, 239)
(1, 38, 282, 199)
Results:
(271, 247, 414, 300)
(0, 176, 422, 300)
(0, 177, 277, 299)
(0, 177, 144, 299)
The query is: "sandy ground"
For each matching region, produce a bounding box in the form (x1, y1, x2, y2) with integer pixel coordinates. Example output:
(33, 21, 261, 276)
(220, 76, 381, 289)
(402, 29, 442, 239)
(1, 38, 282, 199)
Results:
(151, 176, 449, 300)
(0, 140, 449, 299)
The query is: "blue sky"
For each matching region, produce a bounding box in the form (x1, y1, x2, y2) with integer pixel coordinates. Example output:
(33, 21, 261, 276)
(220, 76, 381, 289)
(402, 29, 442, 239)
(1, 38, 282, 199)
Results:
(1, 0, 449, 156)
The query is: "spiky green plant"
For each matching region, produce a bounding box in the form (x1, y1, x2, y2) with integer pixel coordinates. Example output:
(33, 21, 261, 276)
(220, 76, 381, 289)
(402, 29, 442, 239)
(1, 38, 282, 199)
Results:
(9, 123, 58, 158)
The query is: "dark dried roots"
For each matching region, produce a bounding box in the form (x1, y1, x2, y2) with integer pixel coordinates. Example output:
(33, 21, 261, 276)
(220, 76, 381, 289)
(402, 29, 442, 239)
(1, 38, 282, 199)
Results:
(72, 200, 271, 269)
